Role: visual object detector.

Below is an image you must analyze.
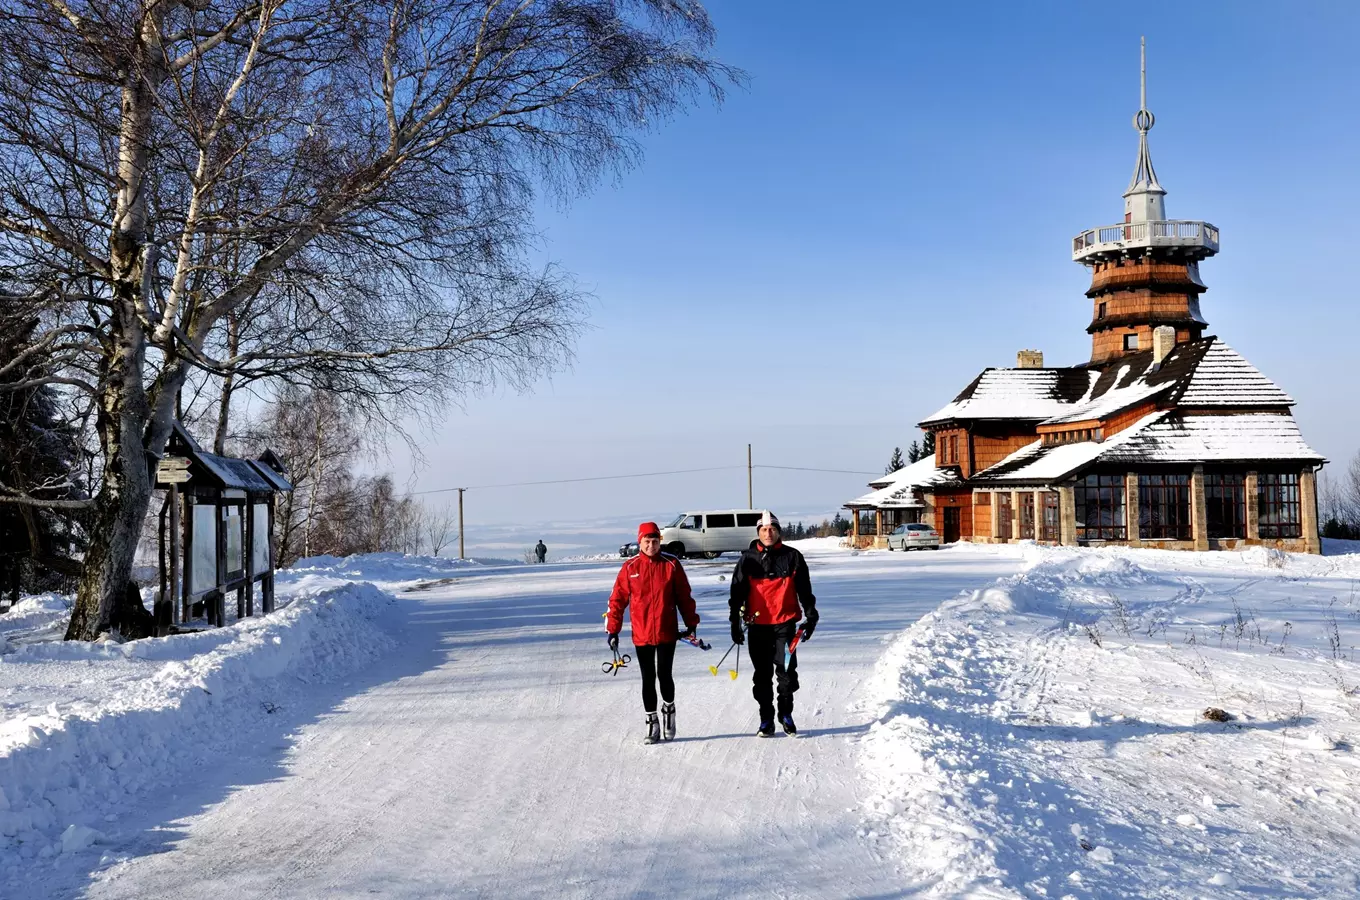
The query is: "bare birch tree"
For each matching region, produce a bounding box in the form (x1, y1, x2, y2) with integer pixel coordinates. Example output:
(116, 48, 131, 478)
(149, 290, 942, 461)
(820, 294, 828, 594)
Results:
(0, 0, 733, 638)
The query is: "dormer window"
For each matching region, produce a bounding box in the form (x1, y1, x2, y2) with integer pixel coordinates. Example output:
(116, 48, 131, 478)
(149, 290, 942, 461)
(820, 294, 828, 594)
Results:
(1123, 333, 1139, 351)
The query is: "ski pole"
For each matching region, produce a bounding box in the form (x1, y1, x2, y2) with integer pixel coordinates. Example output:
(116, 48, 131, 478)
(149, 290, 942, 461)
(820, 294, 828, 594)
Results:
(601, 647, 631, 676)
(708, 642, 737, 676)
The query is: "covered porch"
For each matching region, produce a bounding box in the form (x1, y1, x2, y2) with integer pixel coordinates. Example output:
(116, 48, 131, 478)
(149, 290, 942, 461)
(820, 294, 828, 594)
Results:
(845, 503, 923, 550)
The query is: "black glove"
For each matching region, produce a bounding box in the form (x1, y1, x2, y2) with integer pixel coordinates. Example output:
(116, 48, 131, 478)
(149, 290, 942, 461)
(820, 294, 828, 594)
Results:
(730, 621, 744, 645)
(608, 633, 619, 653)
(801, 612, 818, 641)
(678, 626, 694, 641)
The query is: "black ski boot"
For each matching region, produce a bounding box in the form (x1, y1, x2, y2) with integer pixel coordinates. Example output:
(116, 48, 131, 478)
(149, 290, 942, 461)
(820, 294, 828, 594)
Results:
(644, 712, 661, 745)
(756, 719, 776, 737)
(780, 713, 797, 736)
(661, 702, 676, 741)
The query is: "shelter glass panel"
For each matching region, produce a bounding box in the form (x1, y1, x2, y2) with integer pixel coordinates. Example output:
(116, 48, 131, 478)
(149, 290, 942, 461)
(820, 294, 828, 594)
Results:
(1258, 473, 1301, 539)
(251, 504, 270, 572)
(1075, 474, 1126, 541)
(1206, 473, 1246, 539)
(1139, 474, 1192, 540)
(224, 507, 243, 577)
(190, 504, 217, 594)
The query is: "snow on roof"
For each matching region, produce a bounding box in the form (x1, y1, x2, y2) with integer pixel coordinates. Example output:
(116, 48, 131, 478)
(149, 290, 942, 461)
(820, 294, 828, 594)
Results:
(919, 368, 1096, 426)
(1175, 341, 1294, 407)
(1095, 413, 1323, 464)
(970, 412, 1170, 484)
(1041, 379, 1173, 425)
(848, 457, 953, 508)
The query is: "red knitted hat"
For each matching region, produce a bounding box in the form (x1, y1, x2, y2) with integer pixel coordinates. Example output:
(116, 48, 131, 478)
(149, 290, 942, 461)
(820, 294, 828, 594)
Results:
(637, 521, 661, 540)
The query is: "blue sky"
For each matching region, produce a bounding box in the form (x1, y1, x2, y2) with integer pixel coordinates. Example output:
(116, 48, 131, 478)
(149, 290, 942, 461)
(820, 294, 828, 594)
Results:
(390, 1, 1360, 532)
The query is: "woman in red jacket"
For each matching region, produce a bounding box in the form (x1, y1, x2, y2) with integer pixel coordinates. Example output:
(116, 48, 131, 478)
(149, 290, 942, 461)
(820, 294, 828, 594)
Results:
(606, 522, 701, 744)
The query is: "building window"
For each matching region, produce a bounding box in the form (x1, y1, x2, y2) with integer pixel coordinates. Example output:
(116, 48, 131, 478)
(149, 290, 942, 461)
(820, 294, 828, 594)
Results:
(1041, 492, 1059, 542)
(1123, 333, 1139, 351)
(1206, 472, 1246, 539)
(857, 510, 876, 535)
(1098, 302, 1107, 319)
(1139, 473, 1192, 540)
(1018, 493, 1035, 539)
(997, 492, 1013, 539)
(1075, 474, 1126, 541)
(1259, 473, 1302, 539)
(950, 434, 960, 465)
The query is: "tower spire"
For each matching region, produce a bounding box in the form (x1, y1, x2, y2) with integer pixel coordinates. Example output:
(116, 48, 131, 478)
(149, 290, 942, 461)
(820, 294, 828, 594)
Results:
(1124, 36, 1165, 222)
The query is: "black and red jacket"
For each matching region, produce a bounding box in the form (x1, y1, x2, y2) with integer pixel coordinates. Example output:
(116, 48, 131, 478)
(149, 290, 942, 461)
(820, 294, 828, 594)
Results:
(729, 540, 816, 628)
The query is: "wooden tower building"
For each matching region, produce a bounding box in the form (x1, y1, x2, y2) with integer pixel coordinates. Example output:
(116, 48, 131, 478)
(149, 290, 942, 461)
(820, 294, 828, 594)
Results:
(846, 40, 1324, 553)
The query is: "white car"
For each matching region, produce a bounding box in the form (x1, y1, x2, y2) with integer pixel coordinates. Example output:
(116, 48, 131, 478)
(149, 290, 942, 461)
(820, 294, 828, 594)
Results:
(887, 523, 940, 551)
(660, 509, 769, 559)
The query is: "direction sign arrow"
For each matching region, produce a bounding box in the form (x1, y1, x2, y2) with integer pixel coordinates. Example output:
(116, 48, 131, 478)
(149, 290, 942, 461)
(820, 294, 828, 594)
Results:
(157, 469, 192, 485)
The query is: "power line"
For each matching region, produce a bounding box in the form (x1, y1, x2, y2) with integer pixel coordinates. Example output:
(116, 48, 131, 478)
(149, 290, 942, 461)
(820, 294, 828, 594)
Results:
(411, 462, 878, 496)
(755, 464, 881, 476)
(412, 465, 744, 495)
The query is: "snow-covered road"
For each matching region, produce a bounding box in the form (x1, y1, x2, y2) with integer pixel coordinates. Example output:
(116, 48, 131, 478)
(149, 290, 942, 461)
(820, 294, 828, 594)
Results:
(82, 544, 1027, 899)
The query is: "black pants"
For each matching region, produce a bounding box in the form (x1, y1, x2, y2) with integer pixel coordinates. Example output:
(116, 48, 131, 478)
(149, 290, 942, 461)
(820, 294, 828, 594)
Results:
(747, 620, 800, 720)
(635, 642, 676, 713)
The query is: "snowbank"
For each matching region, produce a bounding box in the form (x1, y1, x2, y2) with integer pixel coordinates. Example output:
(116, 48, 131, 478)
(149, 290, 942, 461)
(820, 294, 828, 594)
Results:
(857, 544, 1360, 897)
(0, 581, 396, 865)
(279, 551, 492, 595)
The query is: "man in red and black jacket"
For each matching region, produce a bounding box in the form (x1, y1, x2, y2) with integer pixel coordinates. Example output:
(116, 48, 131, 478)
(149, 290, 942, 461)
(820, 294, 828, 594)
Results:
(729, 511, 818, 736)
(607, 522, 700, 745)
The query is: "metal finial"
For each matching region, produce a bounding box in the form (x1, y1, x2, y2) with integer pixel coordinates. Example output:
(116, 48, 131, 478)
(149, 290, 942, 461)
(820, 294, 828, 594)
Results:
(1140, 36, 1146, 112)
(1127, 36, 1161, 196)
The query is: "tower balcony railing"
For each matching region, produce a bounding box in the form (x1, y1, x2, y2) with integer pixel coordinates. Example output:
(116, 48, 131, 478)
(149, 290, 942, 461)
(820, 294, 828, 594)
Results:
(1072, 219, 1219, 261)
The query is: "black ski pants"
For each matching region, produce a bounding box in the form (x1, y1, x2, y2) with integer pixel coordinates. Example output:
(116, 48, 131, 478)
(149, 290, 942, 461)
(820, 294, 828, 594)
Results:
(747, 620, 800, 720)
(635, 641, 676, 713)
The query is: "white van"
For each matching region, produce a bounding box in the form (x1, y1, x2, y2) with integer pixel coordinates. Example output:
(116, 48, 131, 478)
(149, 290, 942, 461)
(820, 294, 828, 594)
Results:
(659, 510, 770, 559)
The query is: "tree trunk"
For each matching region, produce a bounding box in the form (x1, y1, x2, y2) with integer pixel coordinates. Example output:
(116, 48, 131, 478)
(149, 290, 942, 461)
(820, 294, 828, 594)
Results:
(213, 312, 240, 455)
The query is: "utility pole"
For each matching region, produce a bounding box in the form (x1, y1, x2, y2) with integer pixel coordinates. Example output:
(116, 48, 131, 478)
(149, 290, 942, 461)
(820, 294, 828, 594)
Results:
(458, 488, 466, 560)
(747, 444, 753, 508)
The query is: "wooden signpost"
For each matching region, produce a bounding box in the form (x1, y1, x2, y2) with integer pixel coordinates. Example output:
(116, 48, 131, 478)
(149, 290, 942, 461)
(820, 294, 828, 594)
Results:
(155, 457, 191, 635)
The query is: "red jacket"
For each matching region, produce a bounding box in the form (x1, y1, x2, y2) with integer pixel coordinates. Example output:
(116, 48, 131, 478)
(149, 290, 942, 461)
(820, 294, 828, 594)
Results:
(606, 552, 700, 646)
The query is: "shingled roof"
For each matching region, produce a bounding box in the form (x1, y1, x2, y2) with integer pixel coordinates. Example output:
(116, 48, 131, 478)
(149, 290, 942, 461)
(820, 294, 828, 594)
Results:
(920, 337, 1293, 431)
(919, 367, 1095, 426)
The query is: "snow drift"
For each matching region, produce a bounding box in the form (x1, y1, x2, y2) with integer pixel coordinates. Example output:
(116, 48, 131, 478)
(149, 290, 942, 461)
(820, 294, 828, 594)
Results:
(0, 582, 396, 865)
(857, 544, 1360, 898)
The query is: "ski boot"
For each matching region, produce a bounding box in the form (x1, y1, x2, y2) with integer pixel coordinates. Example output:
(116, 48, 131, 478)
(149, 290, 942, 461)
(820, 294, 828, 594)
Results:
(661, 702, 676, 741)
(780, 713, 797, 736)
(756, 719, 776, 737)
(644, 712, 661, 745)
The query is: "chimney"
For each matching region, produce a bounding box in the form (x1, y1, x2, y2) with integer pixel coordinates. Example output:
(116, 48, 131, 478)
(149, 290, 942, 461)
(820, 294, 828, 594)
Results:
(1016, 349, 1044, 369)
(1152, 326, 1176, 366)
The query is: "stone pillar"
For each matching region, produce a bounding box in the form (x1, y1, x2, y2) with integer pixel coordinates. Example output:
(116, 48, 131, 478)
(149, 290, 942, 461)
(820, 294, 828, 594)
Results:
(1010, 490, 1021, 541)
(1059, 485, 1076, 546)
(1301, 468, 1321, 555)
(1125, 473, 1140, 546)
(1245, 472, 1260, 542)
(990, 492, 1001, 541)
(1191, 465, 1209, 551)
(1033, 489, 1045, 542)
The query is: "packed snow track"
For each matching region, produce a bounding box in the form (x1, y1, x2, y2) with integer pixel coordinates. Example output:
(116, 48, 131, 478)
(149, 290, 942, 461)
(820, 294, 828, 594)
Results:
(70, 543, 1024, 899)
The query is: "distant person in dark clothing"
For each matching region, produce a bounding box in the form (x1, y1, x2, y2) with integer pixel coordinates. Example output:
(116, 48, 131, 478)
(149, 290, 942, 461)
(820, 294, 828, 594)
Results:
(535, 540, 547, 563)
(729, 511, 818, 736)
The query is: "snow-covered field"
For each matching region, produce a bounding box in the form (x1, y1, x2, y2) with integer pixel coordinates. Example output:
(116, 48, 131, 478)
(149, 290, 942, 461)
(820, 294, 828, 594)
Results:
(2, 540, 1358, 898)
